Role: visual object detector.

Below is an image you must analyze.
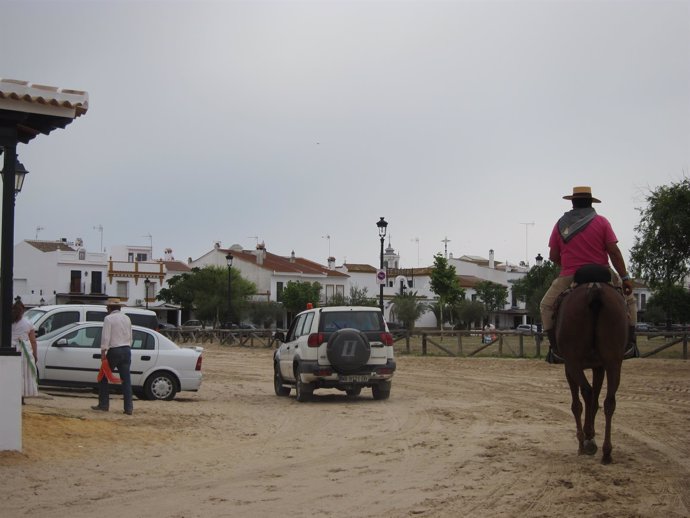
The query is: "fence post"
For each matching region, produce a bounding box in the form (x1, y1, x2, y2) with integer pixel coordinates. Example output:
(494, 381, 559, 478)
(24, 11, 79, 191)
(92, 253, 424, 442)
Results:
(498, 334, 503, 357)
(406, 331, 410, 354)
(422, 333, 427, 356)
(518, 334, 524, 357)
(536, 333, 542, 358)
(457, 332, 463, 356)
(684, 332, 688, 360)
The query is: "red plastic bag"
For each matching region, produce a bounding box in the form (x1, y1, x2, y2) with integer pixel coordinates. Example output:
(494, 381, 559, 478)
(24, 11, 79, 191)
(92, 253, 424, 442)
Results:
(97, 358, 122, 384)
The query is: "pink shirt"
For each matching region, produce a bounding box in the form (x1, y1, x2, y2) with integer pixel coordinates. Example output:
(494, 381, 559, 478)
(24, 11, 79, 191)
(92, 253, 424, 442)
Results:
(549, 214, 618, 276)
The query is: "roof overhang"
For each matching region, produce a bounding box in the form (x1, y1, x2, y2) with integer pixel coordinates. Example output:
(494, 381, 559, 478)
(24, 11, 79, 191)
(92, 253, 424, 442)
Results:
(0, 78, 89, 144)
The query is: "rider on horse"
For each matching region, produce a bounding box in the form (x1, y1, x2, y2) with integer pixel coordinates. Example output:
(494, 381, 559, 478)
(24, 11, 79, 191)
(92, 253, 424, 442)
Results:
(540, 186, 640, 364)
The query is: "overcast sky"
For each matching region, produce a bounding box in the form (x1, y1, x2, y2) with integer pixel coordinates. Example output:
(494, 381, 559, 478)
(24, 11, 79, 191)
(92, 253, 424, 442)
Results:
(2, 0, 689, 269)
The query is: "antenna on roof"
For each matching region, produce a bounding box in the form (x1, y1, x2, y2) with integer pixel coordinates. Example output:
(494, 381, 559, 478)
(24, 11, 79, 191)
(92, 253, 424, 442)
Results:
(248, 236, 259, 247)
(35, 226, 44, 240)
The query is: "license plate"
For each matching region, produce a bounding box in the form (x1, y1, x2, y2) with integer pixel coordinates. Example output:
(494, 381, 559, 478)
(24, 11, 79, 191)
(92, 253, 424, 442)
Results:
(340, 375, 370, 383)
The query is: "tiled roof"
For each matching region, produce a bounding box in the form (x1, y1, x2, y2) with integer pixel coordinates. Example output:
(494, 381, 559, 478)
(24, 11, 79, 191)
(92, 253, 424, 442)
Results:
(227, 249, 348, 278)
(26, 240, 75, 252)
(0, 78, 89, 143)
(163, 261, 191, 272)
(458, 275, 484, 288)
(342, 263, 378, 273)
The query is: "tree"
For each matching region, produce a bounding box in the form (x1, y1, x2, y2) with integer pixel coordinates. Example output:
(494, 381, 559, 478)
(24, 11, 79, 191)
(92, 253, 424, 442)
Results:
(246, 301, 284, 328)
(429, 254, 464, 329)
(347, 286, 378, 307)
(281, 281, 322, 315)
(511, 261, 560, 323)
(157, 266, 256, 324)
(474, 280, 509, 326)
(452, 299, 486, 330)
(645, 286, 690, 325)
(388, 291, 427, 330)
(630, 178, 690, 327)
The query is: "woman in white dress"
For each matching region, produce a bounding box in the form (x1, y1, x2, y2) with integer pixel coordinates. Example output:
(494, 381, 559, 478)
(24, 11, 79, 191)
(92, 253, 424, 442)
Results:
(11, 301, 39, 403)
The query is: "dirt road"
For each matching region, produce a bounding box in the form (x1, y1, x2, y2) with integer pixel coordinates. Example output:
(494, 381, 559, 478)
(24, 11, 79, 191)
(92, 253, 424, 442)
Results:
(2, 344, 689, 517)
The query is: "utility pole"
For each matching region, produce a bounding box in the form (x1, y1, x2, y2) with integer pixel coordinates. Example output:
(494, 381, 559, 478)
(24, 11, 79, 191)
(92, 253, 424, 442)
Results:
(519, 222, 534, 265)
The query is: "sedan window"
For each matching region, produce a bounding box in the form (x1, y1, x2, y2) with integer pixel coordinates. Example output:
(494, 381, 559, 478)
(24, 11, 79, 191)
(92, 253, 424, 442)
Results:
(60, 327, 101, 348)
(132, 330, 155, 350)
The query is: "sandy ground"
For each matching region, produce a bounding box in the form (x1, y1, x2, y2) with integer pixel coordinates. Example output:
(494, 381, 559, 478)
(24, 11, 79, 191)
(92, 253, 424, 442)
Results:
(2, 343, 689, 518)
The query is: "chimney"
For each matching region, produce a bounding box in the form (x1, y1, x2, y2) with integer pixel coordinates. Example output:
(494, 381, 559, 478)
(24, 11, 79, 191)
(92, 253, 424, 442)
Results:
(489, 249, 495, 269)
(290, 251, 296, 263)
(327, 256, 336, 270)
(256, 242, 266, 265)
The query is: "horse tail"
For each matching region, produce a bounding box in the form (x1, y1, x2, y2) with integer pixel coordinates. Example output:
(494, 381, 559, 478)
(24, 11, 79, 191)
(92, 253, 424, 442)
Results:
(587, 283, 603, 349)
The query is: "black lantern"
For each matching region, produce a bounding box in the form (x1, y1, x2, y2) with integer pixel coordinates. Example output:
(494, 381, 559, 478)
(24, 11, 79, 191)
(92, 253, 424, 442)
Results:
(144, 278, 151, 309)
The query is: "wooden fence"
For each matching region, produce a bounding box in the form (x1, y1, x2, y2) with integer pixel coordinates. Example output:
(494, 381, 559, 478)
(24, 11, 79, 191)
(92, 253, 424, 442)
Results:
(160, 328, 688, 360)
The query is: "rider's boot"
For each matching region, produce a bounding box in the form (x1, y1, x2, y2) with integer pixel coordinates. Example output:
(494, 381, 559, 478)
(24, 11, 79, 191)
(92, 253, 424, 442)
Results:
(545, 328, 564, 364)
(624, 325, 640, 359)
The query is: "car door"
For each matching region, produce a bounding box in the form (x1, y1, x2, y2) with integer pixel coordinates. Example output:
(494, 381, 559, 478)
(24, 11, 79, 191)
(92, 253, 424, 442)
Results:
(129, 329, 159, 385)
(279, 313, 308, 380)
(41, 325, 102, 383)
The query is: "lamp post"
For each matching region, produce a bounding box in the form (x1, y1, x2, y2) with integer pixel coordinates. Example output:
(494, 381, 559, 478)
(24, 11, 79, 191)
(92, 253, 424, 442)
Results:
(535, 253, 543, 267)
(376, 217, 388, 314)
(226, 253, 233, 326)
(1, 153, 28, 350)
(144, 278, 151, 310)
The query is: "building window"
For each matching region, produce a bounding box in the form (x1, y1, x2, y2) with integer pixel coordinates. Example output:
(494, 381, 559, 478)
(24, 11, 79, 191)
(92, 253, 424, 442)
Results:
(78, 250, 86, 260)
(91, 272, 103, 294)
(325, 285, 334, 303)
(70, 270, 82, 293)
(276, 282, 284, 302)
(336, 285, 344, 298)
(640, 293, 646, 310)
(116, 281, 129, 299)
(128, 252, 134, 262)
(136, 253, 148, 262)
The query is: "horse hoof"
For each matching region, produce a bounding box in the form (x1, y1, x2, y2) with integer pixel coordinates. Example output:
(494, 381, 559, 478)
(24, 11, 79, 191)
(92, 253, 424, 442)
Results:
(583, 439, 598, 456)
(601, 454, 612, 465)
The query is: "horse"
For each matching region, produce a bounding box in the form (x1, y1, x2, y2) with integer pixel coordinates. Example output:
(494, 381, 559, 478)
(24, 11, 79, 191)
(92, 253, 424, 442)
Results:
(555, 265, 628, 464)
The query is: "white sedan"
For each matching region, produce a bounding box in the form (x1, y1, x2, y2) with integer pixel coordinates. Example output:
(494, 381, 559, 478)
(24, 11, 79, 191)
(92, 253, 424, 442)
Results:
(36, 322, 203, 401)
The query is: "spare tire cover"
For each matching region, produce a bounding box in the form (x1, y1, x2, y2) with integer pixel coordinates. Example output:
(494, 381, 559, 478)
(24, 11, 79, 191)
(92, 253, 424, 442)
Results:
(327, 328, 371, 373)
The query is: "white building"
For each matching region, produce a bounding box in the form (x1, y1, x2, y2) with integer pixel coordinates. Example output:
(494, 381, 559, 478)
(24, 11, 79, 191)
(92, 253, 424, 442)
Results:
(13, 238, 108, 306)
(190, 242, 349, 306)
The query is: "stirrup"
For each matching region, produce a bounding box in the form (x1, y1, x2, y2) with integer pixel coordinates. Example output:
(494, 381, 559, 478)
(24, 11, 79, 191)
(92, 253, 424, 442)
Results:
(623, 344, 640, 360)
(545, 348, 565, 365)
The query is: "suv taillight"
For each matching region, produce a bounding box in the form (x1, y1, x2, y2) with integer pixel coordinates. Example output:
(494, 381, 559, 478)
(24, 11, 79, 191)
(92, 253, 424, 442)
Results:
(195, 355, 202, 371)
(307, 333, 326, 347)
(381, 332, 394, 346)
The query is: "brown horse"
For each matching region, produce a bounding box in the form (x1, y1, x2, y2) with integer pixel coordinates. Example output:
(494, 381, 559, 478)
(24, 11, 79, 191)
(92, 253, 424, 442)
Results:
(555, 272, 627, 464)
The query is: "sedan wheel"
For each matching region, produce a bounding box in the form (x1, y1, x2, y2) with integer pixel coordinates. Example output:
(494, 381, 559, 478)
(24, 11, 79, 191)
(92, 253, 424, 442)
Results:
(144, 371, 178, 401)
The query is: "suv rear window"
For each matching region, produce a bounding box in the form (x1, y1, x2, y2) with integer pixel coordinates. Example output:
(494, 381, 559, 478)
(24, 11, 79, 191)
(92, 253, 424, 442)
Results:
(128, 314, 159, 330)
(321, 311, 383, 332)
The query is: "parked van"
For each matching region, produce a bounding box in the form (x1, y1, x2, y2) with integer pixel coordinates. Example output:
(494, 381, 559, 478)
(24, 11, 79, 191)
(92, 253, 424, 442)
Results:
(24, 304, 159, 337)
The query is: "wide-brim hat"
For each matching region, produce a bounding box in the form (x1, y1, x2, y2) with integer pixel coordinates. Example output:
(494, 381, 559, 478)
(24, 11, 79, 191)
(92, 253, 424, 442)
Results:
(105, 298, 126, 307)
(563, 186, 601, 203)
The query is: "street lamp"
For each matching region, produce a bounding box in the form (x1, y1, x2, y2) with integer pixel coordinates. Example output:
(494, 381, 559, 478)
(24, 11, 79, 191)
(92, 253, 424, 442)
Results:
(10, 159, 28, 196)
(376, 217, 388, 314)
(535, 253, 543, 267)
(226, 253, 233, 326)
(144, 278, 151, 310)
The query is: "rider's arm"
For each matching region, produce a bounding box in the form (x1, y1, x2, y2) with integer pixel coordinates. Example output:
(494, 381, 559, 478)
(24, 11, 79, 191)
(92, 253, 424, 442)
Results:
(548, 246, 561, 266)
(606, 242, 633, 295)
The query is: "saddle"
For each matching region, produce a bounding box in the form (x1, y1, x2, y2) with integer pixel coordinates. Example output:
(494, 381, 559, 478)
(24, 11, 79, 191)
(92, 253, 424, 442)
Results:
(552, 264, 616, 327)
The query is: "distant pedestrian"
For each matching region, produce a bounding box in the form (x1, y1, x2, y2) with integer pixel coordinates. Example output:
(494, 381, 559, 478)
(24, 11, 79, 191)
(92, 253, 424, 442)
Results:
(11, 300, 39, 404)
(92, 300, 133, 415)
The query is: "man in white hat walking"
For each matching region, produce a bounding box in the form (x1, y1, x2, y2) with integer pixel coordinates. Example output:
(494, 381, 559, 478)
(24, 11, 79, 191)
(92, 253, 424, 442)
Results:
(540, 186, 639, 364)
(91, 300, 134, 414)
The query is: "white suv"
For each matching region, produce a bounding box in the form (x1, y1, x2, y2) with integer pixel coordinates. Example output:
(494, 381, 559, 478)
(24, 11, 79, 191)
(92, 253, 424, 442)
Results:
(273, 306, 396, 402)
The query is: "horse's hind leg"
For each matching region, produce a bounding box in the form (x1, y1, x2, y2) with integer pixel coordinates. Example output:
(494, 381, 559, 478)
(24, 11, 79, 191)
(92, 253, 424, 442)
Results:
(602, 364, 622, 464)
(588, 367, 605, 440)
(565, 370, 585, 454)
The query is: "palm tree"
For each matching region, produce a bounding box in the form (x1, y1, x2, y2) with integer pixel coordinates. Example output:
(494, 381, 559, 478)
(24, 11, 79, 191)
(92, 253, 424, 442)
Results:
(388, 291, 427, 331)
